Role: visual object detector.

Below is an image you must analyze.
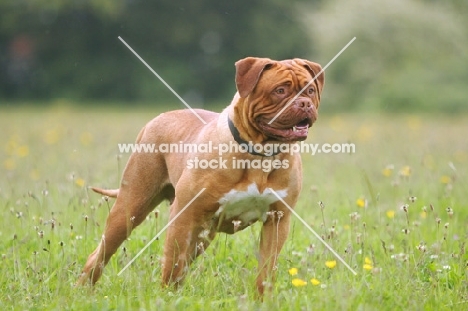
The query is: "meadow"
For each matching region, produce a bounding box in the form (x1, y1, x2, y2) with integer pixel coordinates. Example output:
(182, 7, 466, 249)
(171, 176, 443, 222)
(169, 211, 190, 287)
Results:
(1, 105, 467, 310)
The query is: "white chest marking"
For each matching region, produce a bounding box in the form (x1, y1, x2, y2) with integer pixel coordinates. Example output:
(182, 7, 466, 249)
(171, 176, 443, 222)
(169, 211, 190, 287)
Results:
(216, 183, 287, 224)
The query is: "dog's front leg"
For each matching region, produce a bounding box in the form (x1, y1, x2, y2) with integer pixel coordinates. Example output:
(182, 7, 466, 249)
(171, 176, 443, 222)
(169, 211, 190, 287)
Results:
(256, 206, 291, 296)
(161, 198, 216, 287)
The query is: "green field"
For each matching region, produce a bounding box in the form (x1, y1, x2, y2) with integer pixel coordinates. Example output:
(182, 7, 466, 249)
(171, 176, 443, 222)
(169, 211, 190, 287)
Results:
(1, 107, 467, 310)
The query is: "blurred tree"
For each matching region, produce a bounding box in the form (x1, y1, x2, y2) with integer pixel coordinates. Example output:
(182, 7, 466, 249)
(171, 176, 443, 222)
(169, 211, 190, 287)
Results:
(301, 0, 468, 112)
(0, 0, 314, 106)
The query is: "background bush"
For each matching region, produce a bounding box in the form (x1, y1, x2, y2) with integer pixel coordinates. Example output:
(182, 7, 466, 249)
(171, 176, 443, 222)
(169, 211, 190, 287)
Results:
(0, 0, 467, 112)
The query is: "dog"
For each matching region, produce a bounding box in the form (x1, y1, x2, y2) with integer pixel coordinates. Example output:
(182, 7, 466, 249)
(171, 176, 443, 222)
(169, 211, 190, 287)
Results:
(77, 57, 324, 295)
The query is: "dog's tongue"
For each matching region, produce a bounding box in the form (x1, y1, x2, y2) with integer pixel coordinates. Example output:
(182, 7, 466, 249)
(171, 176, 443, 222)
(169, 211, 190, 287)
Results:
(291, 119, 310, 132)
(295, 119, 309, 129)
(259, 118, 312, 141)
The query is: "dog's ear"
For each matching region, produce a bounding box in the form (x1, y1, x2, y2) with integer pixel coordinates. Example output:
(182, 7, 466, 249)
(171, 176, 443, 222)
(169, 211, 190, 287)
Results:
(235, 57, 275, 98)
(294, 59, 325, 99)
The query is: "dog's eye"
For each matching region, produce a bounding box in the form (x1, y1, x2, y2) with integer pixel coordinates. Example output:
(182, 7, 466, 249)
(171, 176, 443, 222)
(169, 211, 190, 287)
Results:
(308, 88, 315, 95)
(276, 87, 285, 95)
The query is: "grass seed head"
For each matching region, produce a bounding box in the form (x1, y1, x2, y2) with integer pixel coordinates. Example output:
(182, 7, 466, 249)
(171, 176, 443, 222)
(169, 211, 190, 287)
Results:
(356, 233, 362, 244)
(349, 212, 360, 222)
(318, 201, 325, 210)
(417, 242, 427, 252)
(446, 207, 454, 217)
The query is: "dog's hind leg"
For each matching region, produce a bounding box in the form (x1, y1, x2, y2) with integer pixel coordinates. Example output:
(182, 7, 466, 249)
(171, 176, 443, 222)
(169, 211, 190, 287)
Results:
(77, 152, 171, 285)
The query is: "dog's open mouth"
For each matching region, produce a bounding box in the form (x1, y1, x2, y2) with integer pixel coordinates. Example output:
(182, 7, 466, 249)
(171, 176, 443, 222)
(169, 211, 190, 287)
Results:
(258, 117, 313, 141)
(292, 118, 310, 132)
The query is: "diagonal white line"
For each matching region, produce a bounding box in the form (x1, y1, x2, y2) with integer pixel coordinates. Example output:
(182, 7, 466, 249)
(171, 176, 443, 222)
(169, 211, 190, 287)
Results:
(268, 188, 358, 276)
(118, 36, 207, 125)
(268, 37, 356, 125)
(117, 188, 206, 276)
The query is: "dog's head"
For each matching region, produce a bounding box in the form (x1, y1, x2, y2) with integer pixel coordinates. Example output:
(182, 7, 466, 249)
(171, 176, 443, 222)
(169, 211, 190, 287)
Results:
(233, 57, 324, 142)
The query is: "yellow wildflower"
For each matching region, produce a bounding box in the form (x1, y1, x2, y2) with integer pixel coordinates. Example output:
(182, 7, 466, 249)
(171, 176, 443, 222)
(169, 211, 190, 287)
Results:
(363, 264, 373, 271)
(310, 278, 320, 286)
(16, 145, 29, 157)
(399, 166, 412, 177)
(291, 278, 307, 287)
(356, 125, 373, 142)
(440, 176, 451, 184)
(288, 268, 298, 276)
(75, 178, 85, 187)
(3, 158, 16, 170)
(363, 258, 373, 270)
(356, 197, 367, 208)
(325, 260, 337, 269)
(80, 132, 94, 146)
(5, 137, 19, 156)
(386, 210, 395, 219)
(44, 128, 61, 145)
(382, 165, 394, 177)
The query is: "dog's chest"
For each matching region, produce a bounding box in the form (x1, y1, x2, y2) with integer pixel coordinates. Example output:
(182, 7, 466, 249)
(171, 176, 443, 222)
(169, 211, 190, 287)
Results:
(214, 183, 287, 233)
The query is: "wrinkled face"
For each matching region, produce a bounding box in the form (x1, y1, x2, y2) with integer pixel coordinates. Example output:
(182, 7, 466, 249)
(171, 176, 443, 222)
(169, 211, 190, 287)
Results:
(235, 58, 324, 142)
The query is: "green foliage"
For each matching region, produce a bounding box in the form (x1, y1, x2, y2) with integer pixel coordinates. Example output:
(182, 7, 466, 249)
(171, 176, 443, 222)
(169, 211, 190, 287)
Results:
(301, 0, 468, 113)
(0, 0, 312, 103)
(0, 0, 468, 113)
(0, 0, 466, 111)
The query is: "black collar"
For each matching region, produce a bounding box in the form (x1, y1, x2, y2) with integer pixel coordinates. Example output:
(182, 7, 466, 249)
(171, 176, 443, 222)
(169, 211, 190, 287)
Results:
(227, 116, 281, 157)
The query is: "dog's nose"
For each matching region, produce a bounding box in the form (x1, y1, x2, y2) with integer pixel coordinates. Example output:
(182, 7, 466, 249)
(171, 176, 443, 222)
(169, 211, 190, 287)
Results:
(295, 98, 312, 110)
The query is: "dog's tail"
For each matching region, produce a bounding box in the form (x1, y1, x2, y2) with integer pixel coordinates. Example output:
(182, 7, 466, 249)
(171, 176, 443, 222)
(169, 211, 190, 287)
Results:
(90, 187, 119, 198)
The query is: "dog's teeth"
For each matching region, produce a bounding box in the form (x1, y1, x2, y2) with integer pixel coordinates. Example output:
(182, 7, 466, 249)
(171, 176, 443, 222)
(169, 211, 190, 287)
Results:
(293, 126, 297, 132)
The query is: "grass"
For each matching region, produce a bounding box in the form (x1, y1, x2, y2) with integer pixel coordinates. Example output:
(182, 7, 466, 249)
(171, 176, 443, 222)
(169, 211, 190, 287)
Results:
(1, 106, 467, 310)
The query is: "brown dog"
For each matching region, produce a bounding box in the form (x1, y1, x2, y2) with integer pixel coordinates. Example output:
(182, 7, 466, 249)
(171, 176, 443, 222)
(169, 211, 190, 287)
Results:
(77, 57, 324, 295)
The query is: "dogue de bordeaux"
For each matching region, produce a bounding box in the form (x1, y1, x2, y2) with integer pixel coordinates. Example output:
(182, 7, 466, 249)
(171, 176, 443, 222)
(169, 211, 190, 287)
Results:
(77, 57, 324, 295)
